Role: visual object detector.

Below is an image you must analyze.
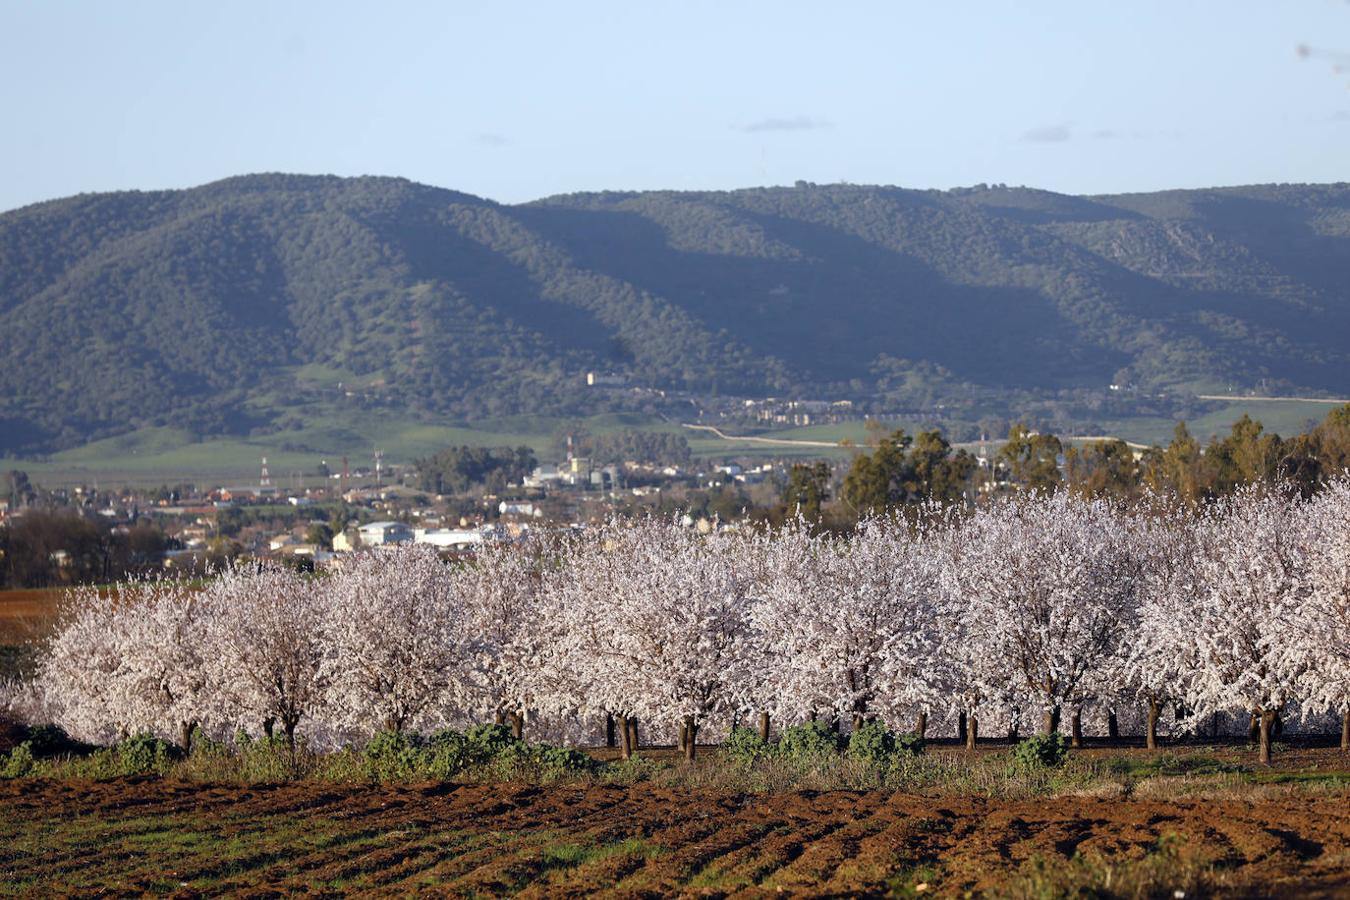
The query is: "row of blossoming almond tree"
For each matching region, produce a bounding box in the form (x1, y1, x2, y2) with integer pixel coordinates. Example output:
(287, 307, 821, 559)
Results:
(13, 479, 1350, 765)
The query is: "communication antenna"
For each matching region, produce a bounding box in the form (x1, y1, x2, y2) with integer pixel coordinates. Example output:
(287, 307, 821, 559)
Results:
(260, 457, 272, 490)
(374, 449, 384, 488)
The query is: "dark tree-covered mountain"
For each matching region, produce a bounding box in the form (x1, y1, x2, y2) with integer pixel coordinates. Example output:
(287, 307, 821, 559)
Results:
(2, 174, 1348, 454)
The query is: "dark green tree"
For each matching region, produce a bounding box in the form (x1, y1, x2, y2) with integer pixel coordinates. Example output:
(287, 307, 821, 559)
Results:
(1065, 439, 1140, 500)
(997, 424, 1062, 493)
(782, 462, 831, 521)
(842, 428, 974, 515)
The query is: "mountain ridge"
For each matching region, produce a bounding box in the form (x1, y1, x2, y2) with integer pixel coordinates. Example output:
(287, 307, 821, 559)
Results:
(3, 174, 1348, 454)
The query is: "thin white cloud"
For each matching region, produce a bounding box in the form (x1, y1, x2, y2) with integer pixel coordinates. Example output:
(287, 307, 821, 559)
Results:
(474, 133, 510, 147)
(1023, 124, 1072, 143)
(740, 116, 831, 133)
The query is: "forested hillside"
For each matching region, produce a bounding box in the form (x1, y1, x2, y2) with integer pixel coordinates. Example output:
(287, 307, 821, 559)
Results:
(2, 174, 1347, 454)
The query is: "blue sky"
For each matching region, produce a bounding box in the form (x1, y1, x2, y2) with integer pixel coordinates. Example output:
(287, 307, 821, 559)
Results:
(2, 1, 1347, 211)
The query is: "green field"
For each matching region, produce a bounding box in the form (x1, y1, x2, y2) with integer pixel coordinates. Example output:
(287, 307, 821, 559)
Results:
(3, 399, 1343, 489)
(0, 412, 676, 489)
(1096, 399, 1339, 448)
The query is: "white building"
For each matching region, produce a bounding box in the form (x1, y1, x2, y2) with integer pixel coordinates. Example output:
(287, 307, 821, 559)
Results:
(357, 520, 414, 546)
(586, 372, 626, 387)
(523, 464, 564, 488)
(413, 527, 488, 550)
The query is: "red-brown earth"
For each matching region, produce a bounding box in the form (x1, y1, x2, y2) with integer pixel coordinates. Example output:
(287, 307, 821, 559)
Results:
(1, 776, 1347, 897)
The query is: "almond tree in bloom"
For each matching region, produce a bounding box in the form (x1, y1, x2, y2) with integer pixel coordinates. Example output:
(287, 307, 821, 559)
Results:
(950, 492, 1140, 739)
(35, 585, 131, 745)
(753, 517, 943, 734)
(741, 520, 826, 732)
(538, 526, 636, 756)
(548, 519, 753, 760)
(1125, 505, 1207, 750)
(43, 578, 216, 751)
(455, 538, 550, 739)
(322, 546, 468, 737)
(1188, 486, 1311, 764)
(205, 564, 329, 753)
(931, 524, 1017, 750)
(1292, 478, 1350, 750)
(736, 521, 814, 739)
(116, 578, 216, 751)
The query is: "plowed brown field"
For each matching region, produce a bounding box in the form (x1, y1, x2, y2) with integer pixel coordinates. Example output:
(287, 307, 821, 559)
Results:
(1, 778, 1347, 897)
(0, 588, 62, 645)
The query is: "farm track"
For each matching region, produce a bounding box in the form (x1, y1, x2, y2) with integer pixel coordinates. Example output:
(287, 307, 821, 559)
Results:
(1, 779, 1349, 896)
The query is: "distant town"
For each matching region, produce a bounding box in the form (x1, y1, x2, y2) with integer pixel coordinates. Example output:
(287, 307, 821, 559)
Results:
(5, 387, 1348, 591)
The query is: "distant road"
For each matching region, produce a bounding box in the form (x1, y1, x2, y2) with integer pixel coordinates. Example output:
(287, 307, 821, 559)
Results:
(1197, 394, 1349, 404)
(681, 423, 842, 448)
(683, 424, 1152, 453)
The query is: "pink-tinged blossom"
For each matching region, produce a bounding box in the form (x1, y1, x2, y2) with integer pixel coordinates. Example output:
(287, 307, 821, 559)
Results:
(455, 538, 553, 736)
(39, 579, 212, 749)
(204, 564, 329, 751)
(1186, 486, 1311, 762)
(751, 517, 943, 729)
(321, 546, 469, 736)
(542, 519, 753, 757)
(1285, 478, 1350, 745)
(946, 492, 1140, 735)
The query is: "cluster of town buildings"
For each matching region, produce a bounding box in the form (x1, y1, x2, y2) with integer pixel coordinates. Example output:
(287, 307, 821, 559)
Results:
(0, 447, 791, 579)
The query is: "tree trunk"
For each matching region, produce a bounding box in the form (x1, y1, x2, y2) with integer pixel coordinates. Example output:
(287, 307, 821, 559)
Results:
(1248, 711, 1261, 743)
(1107, 711, 1119, 741)
(758, 711, 770, 742)
(627, 716, 639, 754)
(966, 713, 978, 752)
(851, 712, 864, 732)
(179, 720, 196, 754)
(283, 716, 299, 757)
(617, 715, 632, 760)
(606, 714, 616, 749)
(678, 720, 688, 752)
(508, 710, 524, 741)
(1258, 708, 1275, 765)
(1342, 709, 1350, 752)
(683, 715, 697, 761)
(915, 711, 928, 739)
(1041, 707, 1060, 737)
(957, 711, 968, 744)
(495, 709, 506, 726)
(1070, 711, 1083, 749)
(263, 717, 275, 740)
(1146, 698, 1161, 751)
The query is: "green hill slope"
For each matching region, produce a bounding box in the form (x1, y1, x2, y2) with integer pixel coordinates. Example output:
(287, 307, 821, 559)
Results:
(2, 175, 1347, 454)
